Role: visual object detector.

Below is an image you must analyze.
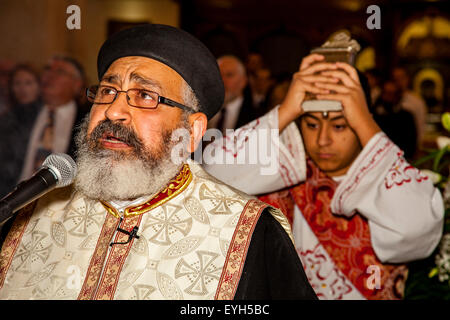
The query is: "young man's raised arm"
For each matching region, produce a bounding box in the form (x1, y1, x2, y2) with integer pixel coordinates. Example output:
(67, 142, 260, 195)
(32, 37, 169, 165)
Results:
(315, 62, 444, 262)
(202, 54, 337, 194)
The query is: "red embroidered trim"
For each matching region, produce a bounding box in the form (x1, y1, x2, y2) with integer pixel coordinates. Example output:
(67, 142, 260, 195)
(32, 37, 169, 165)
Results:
(281, 127, 304, 183)
(101, 164, 192, 218)
(80, 164, 191, 299)
(0, 202, 36, 288)
(384, 152, 428, 189)
(94, 215, 143, 300)
(336, 137, 393, 213)
(214, 199, 268, 300)
(280, 163, 294, 189)
(78, 213, 119, 300)
(299, 243, 353, 299)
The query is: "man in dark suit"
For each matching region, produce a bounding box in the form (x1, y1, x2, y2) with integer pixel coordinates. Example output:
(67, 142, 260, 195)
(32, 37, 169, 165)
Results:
(372, 80, 417, 160)
(0, 56, 88, 199)
(208, 55, 262, 133)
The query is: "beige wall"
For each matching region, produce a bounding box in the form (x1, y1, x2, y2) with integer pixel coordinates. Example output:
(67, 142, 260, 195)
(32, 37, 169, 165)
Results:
(0, 0, 180, 85)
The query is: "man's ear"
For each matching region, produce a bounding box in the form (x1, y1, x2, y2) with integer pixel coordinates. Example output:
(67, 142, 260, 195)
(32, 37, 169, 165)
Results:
(187, 112, 207, 153)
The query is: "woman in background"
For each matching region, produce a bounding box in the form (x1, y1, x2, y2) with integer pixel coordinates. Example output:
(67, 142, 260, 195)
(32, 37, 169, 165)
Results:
(0, 64, 42, 198)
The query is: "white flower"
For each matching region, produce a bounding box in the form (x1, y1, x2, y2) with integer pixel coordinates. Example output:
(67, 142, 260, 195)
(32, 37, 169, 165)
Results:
(435, 234, 450, 282)
(421, 169, 442, 184)
(441, 234, 450, 254)
(436, 136, 450, 150)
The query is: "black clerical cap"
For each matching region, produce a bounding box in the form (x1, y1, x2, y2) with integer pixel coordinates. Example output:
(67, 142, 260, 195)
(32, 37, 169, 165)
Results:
(97, 24, 224, 119)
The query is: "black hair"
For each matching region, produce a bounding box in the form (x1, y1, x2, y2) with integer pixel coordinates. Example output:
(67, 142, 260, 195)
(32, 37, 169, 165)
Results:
(357, 70, 373, 111)
(8, 63, 40, 105)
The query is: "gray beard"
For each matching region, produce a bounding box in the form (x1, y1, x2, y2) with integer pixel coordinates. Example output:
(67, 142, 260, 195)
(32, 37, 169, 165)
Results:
(73, 116, 190, 202)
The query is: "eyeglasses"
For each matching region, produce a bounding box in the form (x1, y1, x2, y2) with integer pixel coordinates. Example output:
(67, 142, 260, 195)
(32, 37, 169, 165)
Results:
(86, 85, 193, 112)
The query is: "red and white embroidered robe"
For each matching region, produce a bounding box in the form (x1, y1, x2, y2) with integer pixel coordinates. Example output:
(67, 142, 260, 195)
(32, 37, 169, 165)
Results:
(203, 106, 444, 299)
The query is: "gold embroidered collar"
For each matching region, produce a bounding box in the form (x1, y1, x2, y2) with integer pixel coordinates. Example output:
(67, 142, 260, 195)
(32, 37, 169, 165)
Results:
(101, 164, 192, 218)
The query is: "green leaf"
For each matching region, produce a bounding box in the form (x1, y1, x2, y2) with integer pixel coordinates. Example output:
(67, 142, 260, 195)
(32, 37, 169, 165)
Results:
(413, 149, 440, 167)
(428, 267, 438, 278)
(433, 146, 447, 172)
(442, 112, 450, 132)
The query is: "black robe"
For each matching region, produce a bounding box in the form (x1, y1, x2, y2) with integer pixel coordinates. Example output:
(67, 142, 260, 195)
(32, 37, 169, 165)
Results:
(235, 209, 317, 300)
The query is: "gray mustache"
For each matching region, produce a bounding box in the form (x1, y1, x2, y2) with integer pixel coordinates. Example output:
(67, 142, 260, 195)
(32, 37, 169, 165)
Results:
(89, 120, 144, 151)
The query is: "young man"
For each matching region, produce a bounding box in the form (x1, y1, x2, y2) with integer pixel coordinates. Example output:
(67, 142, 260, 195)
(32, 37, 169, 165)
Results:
(0, 25, 316, 300)
(203, 54, 444, 299)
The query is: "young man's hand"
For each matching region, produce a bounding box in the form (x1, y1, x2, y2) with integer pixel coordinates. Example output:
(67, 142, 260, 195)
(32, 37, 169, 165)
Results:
(314, 62, 381, 146)
(278, 54, 338, 131)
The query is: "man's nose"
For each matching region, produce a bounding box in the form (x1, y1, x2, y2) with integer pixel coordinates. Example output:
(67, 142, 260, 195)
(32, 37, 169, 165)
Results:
(317, 125, 332, 147)
(104, 92, 132, 124)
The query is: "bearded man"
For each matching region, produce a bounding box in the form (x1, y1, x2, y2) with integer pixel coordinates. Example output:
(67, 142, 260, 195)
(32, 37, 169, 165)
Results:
(0, 25, 316, 300)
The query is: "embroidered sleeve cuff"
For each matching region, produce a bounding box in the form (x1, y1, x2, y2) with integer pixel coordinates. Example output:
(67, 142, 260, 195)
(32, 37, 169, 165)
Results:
(330, 132, 444, 262)
(331, 132, 398, 215)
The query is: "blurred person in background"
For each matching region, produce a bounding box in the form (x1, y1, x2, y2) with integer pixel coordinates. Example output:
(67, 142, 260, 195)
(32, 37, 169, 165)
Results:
(251, 67, 274, 110)
(0, 64, 42, 198)
(8, 64, 42, 125)
(208, 55, 261, 133)
(364, 68, 382, 105)
(372, 80, 417, 160)
(392, 66, 427, 148)
(246, 52, 265, 79)
(18, 55, 87, 182)
(420, 79, 441, 113)
(245, 52, 274, 110)
(265, 73, 292, 111)
(0, 59, 16, 116)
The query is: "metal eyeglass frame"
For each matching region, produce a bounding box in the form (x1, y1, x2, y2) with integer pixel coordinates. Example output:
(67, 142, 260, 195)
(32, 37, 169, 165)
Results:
(86, 85, 193, 112)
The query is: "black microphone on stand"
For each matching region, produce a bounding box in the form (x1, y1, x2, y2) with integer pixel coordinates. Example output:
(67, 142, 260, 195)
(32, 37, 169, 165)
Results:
(0, 153, 77, 225)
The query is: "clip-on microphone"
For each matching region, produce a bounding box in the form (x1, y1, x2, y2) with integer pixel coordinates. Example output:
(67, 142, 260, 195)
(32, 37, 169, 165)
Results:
(110, 217, 140, 246)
